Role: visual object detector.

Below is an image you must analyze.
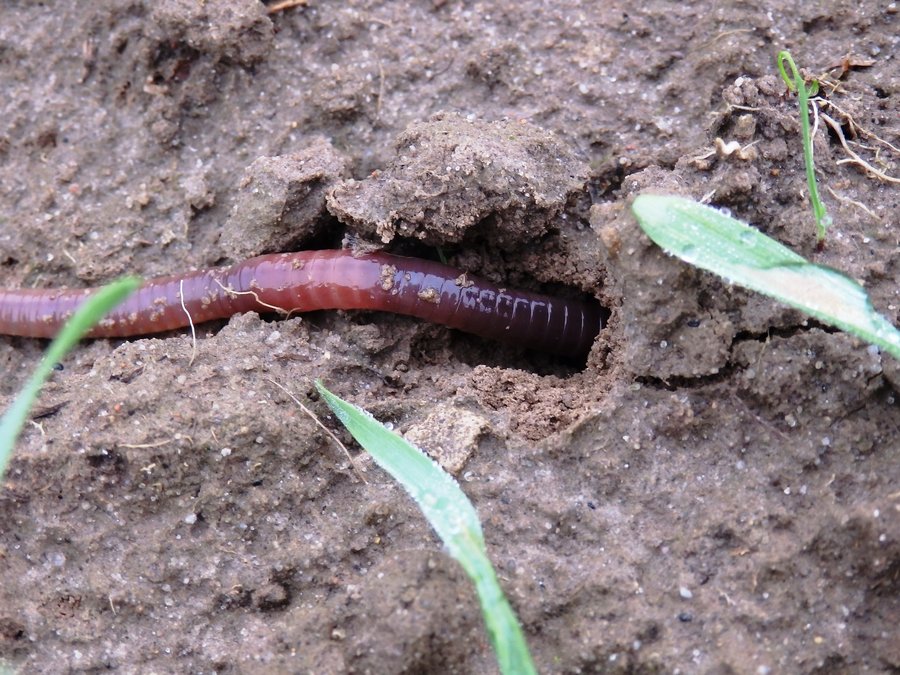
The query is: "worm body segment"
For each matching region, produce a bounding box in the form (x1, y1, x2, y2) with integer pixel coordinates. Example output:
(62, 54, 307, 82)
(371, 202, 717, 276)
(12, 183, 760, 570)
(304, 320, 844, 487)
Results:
(0, 250, 606, 357)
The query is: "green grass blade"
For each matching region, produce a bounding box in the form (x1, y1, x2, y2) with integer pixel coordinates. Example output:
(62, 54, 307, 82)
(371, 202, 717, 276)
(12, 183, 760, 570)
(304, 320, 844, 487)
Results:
(632, 195, 900, 360)
(315, 381, 537, 675)
(0, 277, 141, 480)
(776, 50, 831, 242)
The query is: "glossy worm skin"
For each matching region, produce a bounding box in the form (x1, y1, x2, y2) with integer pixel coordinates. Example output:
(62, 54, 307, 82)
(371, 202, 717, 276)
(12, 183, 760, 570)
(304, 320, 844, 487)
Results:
(0, 250, 606, 357)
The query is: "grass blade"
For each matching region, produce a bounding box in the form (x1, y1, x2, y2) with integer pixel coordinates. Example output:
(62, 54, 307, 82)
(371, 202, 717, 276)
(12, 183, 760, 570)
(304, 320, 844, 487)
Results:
(0, 277, 141, 480)
(632, 194, 900, 360)
(777, 50, 831, 242)
(315, 380, 537, 675)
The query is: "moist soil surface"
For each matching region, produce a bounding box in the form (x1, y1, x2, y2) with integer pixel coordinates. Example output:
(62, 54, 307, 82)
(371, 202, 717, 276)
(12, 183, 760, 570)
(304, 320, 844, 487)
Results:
(1, 2, 898, 673)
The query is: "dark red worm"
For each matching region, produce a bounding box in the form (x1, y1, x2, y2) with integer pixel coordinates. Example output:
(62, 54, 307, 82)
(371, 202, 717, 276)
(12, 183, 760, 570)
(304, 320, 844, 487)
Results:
(0, 250, 606, 357)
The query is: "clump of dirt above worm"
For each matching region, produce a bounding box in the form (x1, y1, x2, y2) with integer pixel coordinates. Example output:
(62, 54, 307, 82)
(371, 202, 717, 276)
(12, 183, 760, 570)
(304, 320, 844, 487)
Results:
(0, 2, 898, 673)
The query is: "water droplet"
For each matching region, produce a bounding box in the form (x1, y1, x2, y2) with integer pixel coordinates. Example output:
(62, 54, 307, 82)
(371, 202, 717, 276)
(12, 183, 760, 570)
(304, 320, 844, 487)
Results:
(739, 230, 756, 247)
(680, 244, 697, 262)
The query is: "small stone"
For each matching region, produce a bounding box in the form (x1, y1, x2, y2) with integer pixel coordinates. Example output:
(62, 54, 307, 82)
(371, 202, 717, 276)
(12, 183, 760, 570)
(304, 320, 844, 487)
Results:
(404, 404, 491, 475)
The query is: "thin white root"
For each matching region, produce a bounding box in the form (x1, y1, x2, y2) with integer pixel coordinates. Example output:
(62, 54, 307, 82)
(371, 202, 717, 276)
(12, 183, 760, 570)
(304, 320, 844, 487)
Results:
(118, 439, 177, 449)
(266, 0, 308, 13)
(212, 279, 299, 320)
(267, 379, 368, 484)
(825, 185, 881, 221)
(819, 113, 900, 184)
(180, 279, 197, 366)
(815, 98, 900, 155)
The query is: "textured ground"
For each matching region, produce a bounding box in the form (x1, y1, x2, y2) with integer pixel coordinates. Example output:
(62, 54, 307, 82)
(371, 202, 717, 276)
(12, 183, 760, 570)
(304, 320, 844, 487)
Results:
(0, 1, 898, 673)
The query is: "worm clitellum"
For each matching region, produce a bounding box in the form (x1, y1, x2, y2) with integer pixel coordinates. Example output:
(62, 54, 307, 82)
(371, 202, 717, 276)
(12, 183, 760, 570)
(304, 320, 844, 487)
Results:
(0, 250, 607, 358)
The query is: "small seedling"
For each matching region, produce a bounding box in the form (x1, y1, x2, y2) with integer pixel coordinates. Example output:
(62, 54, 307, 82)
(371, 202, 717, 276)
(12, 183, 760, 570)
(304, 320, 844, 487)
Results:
(316, 381, 537, 675)
(0, 277, 140, 481)
(777, 50, 832, 244)
(632, 194, 900, 360)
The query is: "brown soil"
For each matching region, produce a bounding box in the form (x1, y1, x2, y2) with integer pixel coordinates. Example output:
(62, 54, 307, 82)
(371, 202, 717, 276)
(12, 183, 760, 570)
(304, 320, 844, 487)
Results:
(1, 1, 898, 673)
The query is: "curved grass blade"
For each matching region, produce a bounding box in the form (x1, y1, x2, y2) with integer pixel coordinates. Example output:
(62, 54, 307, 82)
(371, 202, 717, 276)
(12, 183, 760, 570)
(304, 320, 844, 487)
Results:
(632, 194, 900, 360)
(777, 50, 831, 241)
(315, 380, 537, 675)
(0, 277, 141, 481)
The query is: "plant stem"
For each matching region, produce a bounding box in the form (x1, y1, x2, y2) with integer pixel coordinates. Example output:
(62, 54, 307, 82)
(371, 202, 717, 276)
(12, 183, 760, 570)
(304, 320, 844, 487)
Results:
(777, 50, 830, 243)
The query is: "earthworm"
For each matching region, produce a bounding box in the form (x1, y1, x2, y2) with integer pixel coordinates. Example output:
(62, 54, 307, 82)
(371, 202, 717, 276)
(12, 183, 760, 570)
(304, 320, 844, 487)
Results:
(0, 250, 606, 357)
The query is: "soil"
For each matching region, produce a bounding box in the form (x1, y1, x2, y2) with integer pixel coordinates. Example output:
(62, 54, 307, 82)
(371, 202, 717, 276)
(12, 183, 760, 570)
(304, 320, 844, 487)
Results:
(0, 1, 898, 673)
